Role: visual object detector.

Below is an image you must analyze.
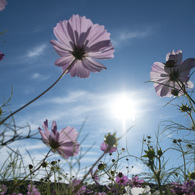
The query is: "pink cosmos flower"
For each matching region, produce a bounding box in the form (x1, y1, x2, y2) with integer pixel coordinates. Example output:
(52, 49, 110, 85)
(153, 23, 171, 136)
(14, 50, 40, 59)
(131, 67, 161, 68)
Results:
(0, 52, 5, 61)
(129, 176, 144, 187)
(27, 184, 40, 195)
(100, 142, 117, 153)
(170, 180, 195, 195)
(0, 0, 7, 11)
(150, 50, 195, 97)
(50, 14, 114, 78)
(115, 173, 129, 186)
(38, 119, 80, 159)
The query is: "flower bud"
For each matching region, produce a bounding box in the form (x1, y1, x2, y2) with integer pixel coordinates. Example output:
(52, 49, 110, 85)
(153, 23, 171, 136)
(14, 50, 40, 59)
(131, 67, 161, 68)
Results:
(118, 172, 123, 178)
(157, 148, 163, 157)
(41, 161, 48, 168)
(104, 133, 118, 148)
(171, 89, 179, 96)
(189, 172, 195, 180)
(98, 163, 106, 170)
(180, 104, 191, 112)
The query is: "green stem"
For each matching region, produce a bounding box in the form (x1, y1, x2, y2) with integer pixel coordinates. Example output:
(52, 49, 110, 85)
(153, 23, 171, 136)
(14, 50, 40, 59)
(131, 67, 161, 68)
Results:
(151, 165, 163, 195)
(72, 151, 107, 194)
(177, 79, 195, 105)
(1, 61, 75, 125)
(9, 149, 51, 193)
(179, 142, 187, 180)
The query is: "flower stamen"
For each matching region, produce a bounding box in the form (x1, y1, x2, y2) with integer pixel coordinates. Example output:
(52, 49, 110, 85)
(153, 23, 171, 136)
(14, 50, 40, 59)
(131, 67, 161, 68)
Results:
(72, 46, 85, 60)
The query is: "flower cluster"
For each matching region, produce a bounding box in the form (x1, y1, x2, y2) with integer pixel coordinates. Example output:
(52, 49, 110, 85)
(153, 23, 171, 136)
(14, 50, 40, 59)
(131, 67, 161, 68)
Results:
(0, 183, 40, 195)
(170, 180, 195, 195)
(27, 184, 41, 195)
(115, 173, 145, 188)
(150, 50, 195, 97)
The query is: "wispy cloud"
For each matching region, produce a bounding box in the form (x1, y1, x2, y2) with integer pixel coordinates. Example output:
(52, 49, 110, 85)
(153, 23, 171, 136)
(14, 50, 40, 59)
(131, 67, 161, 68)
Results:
(16, 88, 154, 133)
(27, 43, 47, 58)
(118, 28, 151, 41)
(45, 90, 89, 104)
(31, 73, 50, 81)
(113, 27, 152, 47)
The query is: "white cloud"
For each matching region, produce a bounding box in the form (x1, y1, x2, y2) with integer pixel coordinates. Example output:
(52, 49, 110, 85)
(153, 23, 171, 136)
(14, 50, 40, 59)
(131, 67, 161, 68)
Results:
(118, 29, 151, 41)
(113, 27, 152, 47)
(15, 88, 154, 136)
(31, 73, 50, 81)
(46, 90, 89, 104)
(32, 73, 41, 79)
(27, 43, 47, 57)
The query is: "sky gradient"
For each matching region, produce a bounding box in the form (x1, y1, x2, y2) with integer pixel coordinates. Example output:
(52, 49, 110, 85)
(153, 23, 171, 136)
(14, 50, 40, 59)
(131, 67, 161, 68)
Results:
(1, 0, 195, 181)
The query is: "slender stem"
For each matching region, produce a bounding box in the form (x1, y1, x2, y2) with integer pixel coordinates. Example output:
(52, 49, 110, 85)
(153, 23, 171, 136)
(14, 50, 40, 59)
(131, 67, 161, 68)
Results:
(150, 164, 163, 195)
(1, 61, 75, 125)
(72, 151, 107, 194)
(183, 87, 195, 105)
(177, 79, 195, 105)
(9, 149, 51, 193)
(179, 142, 187, 180)
(157, 157, 163, 195)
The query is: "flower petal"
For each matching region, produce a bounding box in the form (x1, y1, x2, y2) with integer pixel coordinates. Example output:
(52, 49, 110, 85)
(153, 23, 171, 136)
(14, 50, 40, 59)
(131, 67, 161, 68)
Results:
(53, 21, 72, 50)
(59, 127, 78, 143)
(42, 120, 50, 137)
(50, 40, 72, 56)
(166, 50, 182, 65)
(82, 57, 107, 72)
(69, 60, 90, 78)
(87, 24, 111, 47)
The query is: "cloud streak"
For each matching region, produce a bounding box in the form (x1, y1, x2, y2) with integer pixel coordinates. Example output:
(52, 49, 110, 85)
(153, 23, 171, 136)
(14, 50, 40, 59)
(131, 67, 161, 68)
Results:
(118, 28, 151, 41)
(27, 43, 47, 58)
(112, 27, 152, 47)
(16, 88, 154, 133)
(31, 73, 50, 81)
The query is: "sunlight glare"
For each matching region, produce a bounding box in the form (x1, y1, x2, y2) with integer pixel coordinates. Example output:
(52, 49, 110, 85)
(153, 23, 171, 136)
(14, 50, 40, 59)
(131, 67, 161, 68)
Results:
(110, 93, 137, 121)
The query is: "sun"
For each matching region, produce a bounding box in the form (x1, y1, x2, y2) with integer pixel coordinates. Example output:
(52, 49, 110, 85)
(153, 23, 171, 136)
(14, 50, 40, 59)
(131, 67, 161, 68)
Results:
(110, 93, 137, 121)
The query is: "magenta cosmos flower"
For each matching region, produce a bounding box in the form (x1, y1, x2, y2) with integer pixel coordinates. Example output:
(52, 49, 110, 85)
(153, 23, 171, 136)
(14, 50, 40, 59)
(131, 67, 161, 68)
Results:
(27, 184, 41, 195)
(0, 0, 7, 11)
(50, 14, 114, 78)
(170, 180, 195, 195)
(129, 176, 144, 187)
(150, 50, 195, 97)
(100, 142, 117, 153)
(38, 119, 80, 159)
(115, 173, 129, 186)
(0, 52, 5, 61)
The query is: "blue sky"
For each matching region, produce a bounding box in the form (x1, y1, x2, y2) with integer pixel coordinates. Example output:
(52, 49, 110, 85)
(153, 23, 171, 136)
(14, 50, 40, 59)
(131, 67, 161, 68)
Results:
(1, 0, 195, 181)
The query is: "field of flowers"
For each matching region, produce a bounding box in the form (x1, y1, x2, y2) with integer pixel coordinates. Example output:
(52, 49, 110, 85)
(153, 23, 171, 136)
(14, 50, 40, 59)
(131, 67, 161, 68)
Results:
(0, 1, 195, 194)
